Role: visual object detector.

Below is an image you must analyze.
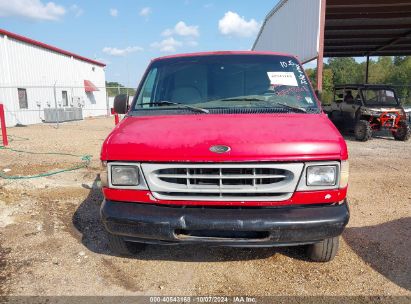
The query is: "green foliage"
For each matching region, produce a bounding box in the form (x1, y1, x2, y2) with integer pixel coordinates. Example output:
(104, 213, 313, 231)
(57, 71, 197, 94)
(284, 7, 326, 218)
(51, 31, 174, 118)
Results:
(305, 68, 316, 88)
(367, 57, 393, 83)
(327, 57, 363, 85)
(306, 56, 411, 105)
(105, 81, 136, 97)
(306, 67, 334, 105)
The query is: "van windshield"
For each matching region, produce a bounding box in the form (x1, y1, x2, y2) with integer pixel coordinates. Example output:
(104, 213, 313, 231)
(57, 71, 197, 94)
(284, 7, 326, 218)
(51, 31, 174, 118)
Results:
(133, 54, 319, 114)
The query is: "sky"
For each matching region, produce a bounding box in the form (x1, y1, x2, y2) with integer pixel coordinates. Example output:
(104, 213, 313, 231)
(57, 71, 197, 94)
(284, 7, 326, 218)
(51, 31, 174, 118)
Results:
(0, 0, 279, 87)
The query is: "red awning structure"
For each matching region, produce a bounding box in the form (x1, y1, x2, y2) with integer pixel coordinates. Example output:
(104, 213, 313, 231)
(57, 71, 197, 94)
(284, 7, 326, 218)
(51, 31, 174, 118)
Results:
(84, 80, 99, 92)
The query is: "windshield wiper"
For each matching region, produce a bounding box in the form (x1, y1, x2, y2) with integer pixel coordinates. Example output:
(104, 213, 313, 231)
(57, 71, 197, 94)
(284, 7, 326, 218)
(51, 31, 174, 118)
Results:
(138, 101, 209, 113)
(273, 102, 307, 113)
(220, 98, 307, 113)
(220, 97, 266, 102)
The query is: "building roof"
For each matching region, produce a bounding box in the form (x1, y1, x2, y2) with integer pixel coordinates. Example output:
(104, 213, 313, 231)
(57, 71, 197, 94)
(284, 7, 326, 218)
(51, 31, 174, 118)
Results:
(324, 0, 411, 57)
(0, 28, 106, 67)
(253, 0, 411, 59)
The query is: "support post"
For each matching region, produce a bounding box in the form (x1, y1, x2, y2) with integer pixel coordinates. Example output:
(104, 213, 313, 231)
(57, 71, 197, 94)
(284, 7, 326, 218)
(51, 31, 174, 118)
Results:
(316, 55, 324, 93)
(0, 104, 8, 146)
(365, 55, 370, 84)
(53, 82, 59, 128)
(106, 90, 110, 117)
(111, 108, 119, 125)
(316, 0, 327, 93)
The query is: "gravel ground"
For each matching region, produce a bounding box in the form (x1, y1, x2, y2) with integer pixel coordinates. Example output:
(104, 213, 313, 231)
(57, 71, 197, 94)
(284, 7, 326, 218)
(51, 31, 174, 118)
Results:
(0, 117, 410, 298)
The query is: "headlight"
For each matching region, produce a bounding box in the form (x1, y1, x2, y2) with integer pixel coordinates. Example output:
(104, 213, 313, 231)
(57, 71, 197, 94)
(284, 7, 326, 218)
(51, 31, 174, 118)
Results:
(106, 162, 148, 189)
(306, 165, 337, 186)
(111, 165, 139, 186)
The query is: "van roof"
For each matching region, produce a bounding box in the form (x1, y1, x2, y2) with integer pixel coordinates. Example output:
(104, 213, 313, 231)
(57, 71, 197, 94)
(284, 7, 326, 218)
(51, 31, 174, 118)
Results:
(151, 51, 298, 62)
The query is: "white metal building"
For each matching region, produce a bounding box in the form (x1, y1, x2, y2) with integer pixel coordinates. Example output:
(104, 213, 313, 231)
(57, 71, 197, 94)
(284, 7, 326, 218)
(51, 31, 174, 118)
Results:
(253, 0, 324, 90)
(253, 0, 323, 64)
(0, 28, 107, 127)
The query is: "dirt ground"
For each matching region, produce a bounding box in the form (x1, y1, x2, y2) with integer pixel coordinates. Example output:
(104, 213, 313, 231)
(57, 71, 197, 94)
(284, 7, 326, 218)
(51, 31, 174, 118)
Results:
(0, 117, 410, 298)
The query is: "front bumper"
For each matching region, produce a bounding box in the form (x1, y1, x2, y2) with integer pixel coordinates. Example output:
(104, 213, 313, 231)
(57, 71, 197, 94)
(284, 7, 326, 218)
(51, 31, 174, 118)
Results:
(101, 199, 350, 247)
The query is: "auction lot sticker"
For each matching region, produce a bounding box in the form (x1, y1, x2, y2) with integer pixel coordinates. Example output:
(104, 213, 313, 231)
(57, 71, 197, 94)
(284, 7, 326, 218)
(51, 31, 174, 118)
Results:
(267, 72, 298, 87)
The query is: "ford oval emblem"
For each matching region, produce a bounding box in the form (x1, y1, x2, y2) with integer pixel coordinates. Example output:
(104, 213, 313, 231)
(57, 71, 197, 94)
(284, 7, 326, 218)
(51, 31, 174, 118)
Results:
(210, 145, 231, 153)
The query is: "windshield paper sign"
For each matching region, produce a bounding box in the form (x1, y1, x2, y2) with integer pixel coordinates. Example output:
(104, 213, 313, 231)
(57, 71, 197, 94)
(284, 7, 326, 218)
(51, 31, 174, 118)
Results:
(267, 72, 298, 87)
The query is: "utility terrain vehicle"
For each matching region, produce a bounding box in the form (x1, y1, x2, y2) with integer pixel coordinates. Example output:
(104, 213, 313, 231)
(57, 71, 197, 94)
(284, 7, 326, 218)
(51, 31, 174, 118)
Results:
(325, 84, 410, 141)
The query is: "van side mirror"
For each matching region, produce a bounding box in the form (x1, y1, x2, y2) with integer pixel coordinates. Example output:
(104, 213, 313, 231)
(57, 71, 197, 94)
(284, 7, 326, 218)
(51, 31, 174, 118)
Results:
(113, 94, 129, 114)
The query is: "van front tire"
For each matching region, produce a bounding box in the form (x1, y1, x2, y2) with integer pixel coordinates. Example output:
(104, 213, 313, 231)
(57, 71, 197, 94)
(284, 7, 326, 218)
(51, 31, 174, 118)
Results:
(107, 232, 145, 256)
(307, 236, 340, 262)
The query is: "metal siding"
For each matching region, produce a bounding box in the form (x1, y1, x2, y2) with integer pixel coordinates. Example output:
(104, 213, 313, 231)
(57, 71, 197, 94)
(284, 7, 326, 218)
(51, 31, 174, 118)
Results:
(253, 0, 321, 63)
(0, 33, 107, 127)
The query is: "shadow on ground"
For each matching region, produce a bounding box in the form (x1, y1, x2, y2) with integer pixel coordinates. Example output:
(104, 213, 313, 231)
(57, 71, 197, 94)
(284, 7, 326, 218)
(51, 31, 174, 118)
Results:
(342, 132, 397, 142)
(344, 217, 411, 291)
(0, 241, 12, 296)
(72, 178, 309, 262)
(336, 125, 399, 142)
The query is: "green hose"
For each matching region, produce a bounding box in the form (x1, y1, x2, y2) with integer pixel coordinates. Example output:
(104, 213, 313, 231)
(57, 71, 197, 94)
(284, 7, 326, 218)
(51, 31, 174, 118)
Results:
(0, 144, 92, 180)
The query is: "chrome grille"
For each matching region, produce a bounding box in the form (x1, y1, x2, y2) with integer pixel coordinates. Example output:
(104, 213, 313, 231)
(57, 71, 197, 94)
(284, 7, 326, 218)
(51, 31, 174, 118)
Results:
(157, 167, 288, 186)
(141, 163, 304, 201)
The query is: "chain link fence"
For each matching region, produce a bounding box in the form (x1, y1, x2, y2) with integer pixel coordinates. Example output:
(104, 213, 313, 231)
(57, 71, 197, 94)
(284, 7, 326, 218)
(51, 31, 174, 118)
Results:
(0, 85, 135, 127)
(1, 83, 410, 126)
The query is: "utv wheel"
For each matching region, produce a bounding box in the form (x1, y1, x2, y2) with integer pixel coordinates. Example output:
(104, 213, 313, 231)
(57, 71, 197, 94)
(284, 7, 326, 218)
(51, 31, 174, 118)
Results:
(107, 232, 145, 256)
(354, 120, 372, 141)
(307, 236, 340, 262)
(392, 121, 410, 141)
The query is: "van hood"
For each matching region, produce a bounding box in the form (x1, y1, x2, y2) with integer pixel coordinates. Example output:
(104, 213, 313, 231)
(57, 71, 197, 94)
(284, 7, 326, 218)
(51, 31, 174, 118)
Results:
(101, 113, 347, 162)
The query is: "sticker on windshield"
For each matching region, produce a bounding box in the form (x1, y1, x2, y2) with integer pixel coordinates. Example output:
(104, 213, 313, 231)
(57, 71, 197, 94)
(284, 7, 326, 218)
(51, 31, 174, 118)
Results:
(305, 97, 314, 104)
(267, 72, 298, 87)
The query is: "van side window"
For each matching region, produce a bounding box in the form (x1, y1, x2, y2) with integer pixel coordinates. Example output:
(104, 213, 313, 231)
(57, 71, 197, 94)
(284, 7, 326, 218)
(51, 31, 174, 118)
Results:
(138, 68, 158, 107)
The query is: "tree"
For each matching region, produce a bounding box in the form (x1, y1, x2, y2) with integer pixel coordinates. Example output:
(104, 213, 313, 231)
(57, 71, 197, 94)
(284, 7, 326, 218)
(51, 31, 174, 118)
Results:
(387, 57, 411, 103)
(328, 57, 363, 85)
(306, 56, 411, 105)
(105, 81, 136, 97)
(393, 56, 407, 66)
(305, 67, 334, 104)
(368, 57, 393, 83)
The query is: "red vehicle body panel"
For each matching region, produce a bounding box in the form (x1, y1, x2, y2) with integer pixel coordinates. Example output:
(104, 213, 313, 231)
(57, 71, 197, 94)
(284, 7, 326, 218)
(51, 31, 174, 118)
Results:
(102, 187, 347, 207)
(101, 113, 347, 162)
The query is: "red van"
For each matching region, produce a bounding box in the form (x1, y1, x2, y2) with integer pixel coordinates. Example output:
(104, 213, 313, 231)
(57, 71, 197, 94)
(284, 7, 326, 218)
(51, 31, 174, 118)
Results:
(100, 51, 349, 262)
